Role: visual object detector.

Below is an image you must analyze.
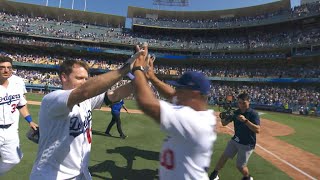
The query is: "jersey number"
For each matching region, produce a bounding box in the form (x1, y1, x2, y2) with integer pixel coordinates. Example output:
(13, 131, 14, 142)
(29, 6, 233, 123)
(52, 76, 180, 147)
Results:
(160, 149, 174, 170)
(11, 104, 17, 113)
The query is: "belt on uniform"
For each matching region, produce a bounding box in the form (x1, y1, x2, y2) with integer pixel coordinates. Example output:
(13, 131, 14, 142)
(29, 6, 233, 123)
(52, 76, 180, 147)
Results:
(0, 124, 12, 129)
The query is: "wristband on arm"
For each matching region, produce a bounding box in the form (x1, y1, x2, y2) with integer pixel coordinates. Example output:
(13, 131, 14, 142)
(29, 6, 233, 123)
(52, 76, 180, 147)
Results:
(24, 115, 33, 123)
(127, 72, 135, 80)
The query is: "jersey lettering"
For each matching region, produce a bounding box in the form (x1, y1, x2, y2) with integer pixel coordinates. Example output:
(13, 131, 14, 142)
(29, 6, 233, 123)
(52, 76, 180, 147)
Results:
(69, 110, 92, 142)
(86, 128, 92, 144)
(160, 149, 174, 170)
(11, 104, 17, 113)
(84, 110, 92, 143)
(0, 93, 20, 105)
(70, 117, 82, 137)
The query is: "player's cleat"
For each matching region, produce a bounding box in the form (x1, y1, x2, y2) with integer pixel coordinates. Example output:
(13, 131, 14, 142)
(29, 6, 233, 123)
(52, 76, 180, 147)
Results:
(105, 132, 112, 137)
(241, 176, 253, 180)
(120, 135, 128, 139)
(209, 171, 219, 180)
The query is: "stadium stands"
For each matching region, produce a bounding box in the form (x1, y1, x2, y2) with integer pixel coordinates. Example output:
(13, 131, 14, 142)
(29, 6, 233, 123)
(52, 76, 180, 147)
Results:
(0, 0, 319, 115)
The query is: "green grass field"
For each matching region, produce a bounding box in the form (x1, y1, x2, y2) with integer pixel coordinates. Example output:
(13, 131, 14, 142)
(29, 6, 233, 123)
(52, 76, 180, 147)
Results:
(3, 93, 319, 179)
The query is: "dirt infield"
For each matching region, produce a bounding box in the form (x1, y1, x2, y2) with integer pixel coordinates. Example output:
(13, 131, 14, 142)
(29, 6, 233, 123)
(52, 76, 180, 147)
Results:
(28, 101, 320, 179)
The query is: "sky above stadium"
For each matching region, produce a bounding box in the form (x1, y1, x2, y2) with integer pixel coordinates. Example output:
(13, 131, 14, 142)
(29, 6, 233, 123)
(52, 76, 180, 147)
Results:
(12, 0, 301, 16)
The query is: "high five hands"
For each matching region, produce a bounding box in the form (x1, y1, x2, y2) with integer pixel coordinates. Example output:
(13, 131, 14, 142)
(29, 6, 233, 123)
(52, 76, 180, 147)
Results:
(132, 42, 156, 76)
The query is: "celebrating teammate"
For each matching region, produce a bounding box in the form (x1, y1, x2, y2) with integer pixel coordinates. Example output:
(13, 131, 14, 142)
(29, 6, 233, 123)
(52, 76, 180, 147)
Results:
(30, 52, 140, 179)
(132, 45, 217, 180)
(0, 56, 37, 175)
(9, 72, 39, 131)
(209, 93, 260, 180)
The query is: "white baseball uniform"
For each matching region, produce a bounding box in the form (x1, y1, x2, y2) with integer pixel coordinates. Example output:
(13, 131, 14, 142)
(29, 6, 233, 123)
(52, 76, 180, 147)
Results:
(8, 74, 27, 131)
(159, 100, 217, 180)
(0, 80, 26, 164)
(9, 75, 27, 94)
(30, 89, 105, 180)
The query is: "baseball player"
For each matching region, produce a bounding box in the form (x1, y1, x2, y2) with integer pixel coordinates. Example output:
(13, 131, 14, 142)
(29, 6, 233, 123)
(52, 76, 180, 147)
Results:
(0, 56, 37, 175)
(30, 51, 140, 180)
(132, 45, 217, 180)
(9, 73, 38, 131)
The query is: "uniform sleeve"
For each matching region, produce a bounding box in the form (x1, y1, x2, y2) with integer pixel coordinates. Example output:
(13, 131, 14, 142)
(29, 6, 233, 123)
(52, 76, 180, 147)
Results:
(41, 90, 72, 116)
(19, 78, 27, 94)
(159, 100, 195, 138)
(251, 111, 260, 125)
(89, 93, 105, 110)
(17, 93, 27, 106)
(11, 75, 27, 94)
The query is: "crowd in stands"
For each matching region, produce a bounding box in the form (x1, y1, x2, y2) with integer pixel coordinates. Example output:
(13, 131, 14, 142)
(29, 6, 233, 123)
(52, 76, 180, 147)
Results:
(2, 51, 320, 78)
(12, 68, 320, 114)
(153, 64, 320, 78)
(0, 51, 122, 70)
(15, 69, 60, 87)
(0, 52, 320, 78)
(0, 36, 79, 48)
(0, 49, 317, 114)
(0, 1, 320, 51)
(0, 36, 290, 59)
(209, 83, 320, 114)
(133, 1, 320, 29)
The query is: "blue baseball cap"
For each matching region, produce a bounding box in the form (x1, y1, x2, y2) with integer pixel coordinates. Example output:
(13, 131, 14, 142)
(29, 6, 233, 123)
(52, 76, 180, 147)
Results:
(167, 71, 211, 95)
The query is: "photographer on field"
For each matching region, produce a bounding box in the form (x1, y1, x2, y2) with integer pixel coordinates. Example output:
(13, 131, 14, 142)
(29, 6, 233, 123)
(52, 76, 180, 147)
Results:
(218, 95, 235, 123)
(209, 93, 261, 180)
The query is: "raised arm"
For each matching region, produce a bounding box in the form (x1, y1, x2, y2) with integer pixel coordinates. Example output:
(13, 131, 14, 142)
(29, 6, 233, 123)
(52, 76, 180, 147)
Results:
(67, 51, 141, 109)
(145, 57, 176, 100)
(67, 66, 129, 109)
(107, 83, 133, 104)
(133, 44, 161, 122)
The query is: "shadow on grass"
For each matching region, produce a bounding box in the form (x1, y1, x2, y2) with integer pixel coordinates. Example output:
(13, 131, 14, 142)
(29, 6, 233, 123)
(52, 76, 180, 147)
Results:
(92, 129, 122, 139)
(89, 146, 159, 180)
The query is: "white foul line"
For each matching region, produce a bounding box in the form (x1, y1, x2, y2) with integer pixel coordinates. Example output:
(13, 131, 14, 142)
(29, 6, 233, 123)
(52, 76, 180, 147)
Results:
(224, 126, 317, 180)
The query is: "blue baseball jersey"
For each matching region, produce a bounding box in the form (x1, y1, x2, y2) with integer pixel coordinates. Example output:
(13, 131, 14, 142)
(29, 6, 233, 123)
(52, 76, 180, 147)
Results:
(110, 100, 124, 115)
(231, 108, 260, 148)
